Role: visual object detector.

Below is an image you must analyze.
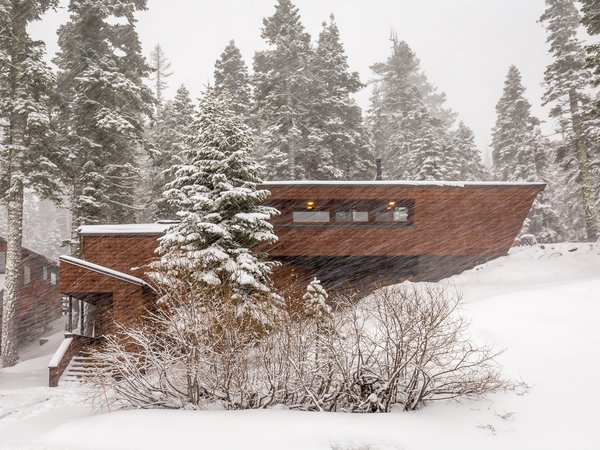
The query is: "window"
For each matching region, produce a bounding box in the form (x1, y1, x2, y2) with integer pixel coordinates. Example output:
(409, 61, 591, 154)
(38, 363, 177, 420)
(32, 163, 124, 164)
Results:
(50, 272, 57, 285)
(42, 266, 48, 281)
(336, 210, 369, 223)
(24, 266, 31, 285)
(293, 211, 330, 223)
(375, 204, 410, 223)
(0, 251, 5, 273)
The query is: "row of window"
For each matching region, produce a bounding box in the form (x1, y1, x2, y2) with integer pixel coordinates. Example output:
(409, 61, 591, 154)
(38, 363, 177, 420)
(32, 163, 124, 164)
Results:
(292, 206, 410, 224)
(0, 251, 57, 286)
(261, 199, 415, 225)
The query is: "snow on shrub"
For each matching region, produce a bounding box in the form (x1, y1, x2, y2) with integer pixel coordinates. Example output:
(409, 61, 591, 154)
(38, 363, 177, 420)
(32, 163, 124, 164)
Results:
(85, 280, 505, 412)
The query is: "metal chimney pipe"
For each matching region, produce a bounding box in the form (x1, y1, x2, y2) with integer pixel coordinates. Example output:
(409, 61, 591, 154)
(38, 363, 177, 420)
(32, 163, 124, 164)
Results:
(375, 158, 383, 181)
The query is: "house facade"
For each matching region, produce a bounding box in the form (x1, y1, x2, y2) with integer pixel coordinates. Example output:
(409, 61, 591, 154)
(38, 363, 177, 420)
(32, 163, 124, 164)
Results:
(0, 237, 62, 345)
(49, 180, 544, 386)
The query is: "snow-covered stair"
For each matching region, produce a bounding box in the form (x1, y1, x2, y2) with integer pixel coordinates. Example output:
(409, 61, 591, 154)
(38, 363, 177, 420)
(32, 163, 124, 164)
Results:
(60, 353, 97, 385)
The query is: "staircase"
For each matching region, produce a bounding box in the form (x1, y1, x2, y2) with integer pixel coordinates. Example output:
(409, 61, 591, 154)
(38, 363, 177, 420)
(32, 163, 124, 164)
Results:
(60, 352, 97, 385)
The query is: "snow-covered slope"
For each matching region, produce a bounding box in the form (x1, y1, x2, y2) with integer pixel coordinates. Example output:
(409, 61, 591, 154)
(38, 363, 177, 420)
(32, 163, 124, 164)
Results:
(1, 244, 599, 450)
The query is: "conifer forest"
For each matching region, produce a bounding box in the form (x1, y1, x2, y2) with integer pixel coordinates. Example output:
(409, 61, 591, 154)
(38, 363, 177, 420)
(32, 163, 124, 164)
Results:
(0, 1, 599, 449)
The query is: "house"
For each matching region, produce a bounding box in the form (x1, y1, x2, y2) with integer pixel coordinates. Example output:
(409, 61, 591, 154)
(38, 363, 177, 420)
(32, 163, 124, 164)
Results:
(0, 237, 62, 346)
(49, 180, 544, 386)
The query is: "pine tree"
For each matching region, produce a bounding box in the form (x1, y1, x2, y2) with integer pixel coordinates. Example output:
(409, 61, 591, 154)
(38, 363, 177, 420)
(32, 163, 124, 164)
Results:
(0, 0, 63, 367)
(451, 122, 487, 181)
(55, 0, 154, 249)
(368, 38, 456, 180)
(158, 89, 281, 329)
(309, 15, 374, 180)
(147, 85, 195, 220)
(580, 0, 600, 93)
(491, 65, 561, 241)
(148, 43, 173, 120)
(302, 278, 332, 364)
(214, 40, 252, 120)
(540, 0, 599, 240)
(253, 0, 314, 180)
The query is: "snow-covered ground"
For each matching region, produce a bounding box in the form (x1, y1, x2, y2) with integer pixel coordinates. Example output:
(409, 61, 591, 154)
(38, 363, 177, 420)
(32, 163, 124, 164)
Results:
(1, 243, 599, 450)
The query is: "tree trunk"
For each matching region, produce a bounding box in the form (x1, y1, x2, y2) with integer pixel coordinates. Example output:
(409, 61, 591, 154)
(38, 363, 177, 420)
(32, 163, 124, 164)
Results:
(569, 90, 599, 241)
(1, 178, 24, 367)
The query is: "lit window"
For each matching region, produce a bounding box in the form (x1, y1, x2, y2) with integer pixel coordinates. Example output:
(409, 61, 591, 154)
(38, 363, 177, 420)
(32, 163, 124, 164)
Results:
(293, 211, 330, 223)
(24, 266, 31, 285)
(50, 272, 57, 285)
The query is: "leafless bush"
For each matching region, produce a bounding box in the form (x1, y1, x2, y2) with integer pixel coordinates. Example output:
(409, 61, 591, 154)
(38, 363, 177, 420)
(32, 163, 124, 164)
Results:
(86, 277, 506, 412)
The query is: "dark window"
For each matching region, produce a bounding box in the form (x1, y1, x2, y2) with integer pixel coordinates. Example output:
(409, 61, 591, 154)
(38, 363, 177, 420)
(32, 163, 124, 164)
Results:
(24, 266, 31, 285)
(375, 206, 410, 223)
(335, 210, 369, 223)
(0, 251, 5, 273)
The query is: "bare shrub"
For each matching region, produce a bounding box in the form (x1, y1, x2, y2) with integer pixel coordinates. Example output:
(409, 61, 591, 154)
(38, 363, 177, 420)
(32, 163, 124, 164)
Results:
(86, 278, 505, 412)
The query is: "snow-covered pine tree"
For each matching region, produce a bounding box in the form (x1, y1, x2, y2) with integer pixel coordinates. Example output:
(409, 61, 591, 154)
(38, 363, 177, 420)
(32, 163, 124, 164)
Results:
(0, 0, 64, 367)
(308, 15, 374, 180)
(253, 0, 315, 180)
(540, 0, 599, 240)
(491, 65, 561, 241)
(451, 122, 487, 181)
(148, 43, 173, 120)
(55, 0, 154, 249)
(581, 0, 600, 93)
(158, 88, 281, 330)
(214, 40, 252, 121)
(146, 85, 195, 221)
(368, 38, 455, 180)
(302, 278, 332, 364)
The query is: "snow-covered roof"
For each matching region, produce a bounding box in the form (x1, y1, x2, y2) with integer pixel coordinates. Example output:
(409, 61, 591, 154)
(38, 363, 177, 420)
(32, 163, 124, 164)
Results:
(79, 222, 173, 235)
(59, 255, 149, 287)
(262, 180, 547, 188)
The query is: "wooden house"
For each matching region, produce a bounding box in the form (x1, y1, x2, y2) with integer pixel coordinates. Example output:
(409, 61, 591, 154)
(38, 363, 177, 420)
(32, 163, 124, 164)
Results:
(49, 180, 544, 386)
(0, 237, 62, 346)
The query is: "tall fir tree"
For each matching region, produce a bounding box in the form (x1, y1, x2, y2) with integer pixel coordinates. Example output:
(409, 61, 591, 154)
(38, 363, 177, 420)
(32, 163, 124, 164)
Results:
(148, 43, 173, 120)
(580, 0, 600, 93)
(540, 0, 599, 240)
(368, 38, 456, 180)
(491, 65, 561, 241)
(252, 0, 315, 180)
(309, 15, 374, 180)
(55, 0, 154, 249)
(214, 40, 252, 120)
(450, 122, 487, 181)
(159, 89, 281, 329)
(147, 84, 195, 220)
(0, 0, 64, 367)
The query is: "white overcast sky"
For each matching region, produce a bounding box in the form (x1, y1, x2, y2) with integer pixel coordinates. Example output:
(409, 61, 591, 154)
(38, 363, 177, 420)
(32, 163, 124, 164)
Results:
(30, 0, 567, 163)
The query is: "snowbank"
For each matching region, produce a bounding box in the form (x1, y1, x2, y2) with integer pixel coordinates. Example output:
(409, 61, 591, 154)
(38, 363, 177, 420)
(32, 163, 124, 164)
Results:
(1, 243, 599, 450)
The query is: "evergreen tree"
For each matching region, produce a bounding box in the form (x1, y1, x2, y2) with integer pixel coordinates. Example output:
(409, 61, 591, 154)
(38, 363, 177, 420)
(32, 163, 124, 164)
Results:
(159, 89, 281, 329)
(491, 65, 561, 241)
(368, 38, 457, 180)
(147, 85, 195, 220)
(253, 0, 315, 180)
(214, 40, 252, 120)
(55, 0, 154, 249)
(0, 0, 63, 367)
(540, 0, 599, 240)
(450, 122, 487, 181)
(303, 278, 332, 364)
(580, 0, 600, 93)
(309, 15, 374, 180)
(148, 43, 173, 119)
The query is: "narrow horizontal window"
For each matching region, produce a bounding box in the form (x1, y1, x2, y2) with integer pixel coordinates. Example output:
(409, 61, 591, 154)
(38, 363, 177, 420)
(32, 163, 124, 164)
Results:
(293, 211, 330, 223)
(376, 206, 410, 222)
(336, 211, 369, 223)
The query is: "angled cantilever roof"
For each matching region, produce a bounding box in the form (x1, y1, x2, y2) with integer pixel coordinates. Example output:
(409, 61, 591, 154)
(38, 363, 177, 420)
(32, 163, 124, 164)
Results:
(59, 255, 150, 287)
(261, 180, 547, 188)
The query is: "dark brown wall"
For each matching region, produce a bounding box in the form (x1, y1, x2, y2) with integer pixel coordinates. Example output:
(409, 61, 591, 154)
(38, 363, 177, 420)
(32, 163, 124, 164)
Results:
(259, 185, 542, 257)
(81, 234, 161, 278)
(0, 239, 62, 344)
(60, 261, 154, 331)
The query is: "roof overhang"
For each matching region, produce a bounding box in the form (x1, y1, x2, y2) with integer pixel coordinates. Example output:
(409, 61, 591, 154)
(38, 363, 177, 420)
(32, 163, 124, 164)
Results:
(59, 255, 149, 288)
